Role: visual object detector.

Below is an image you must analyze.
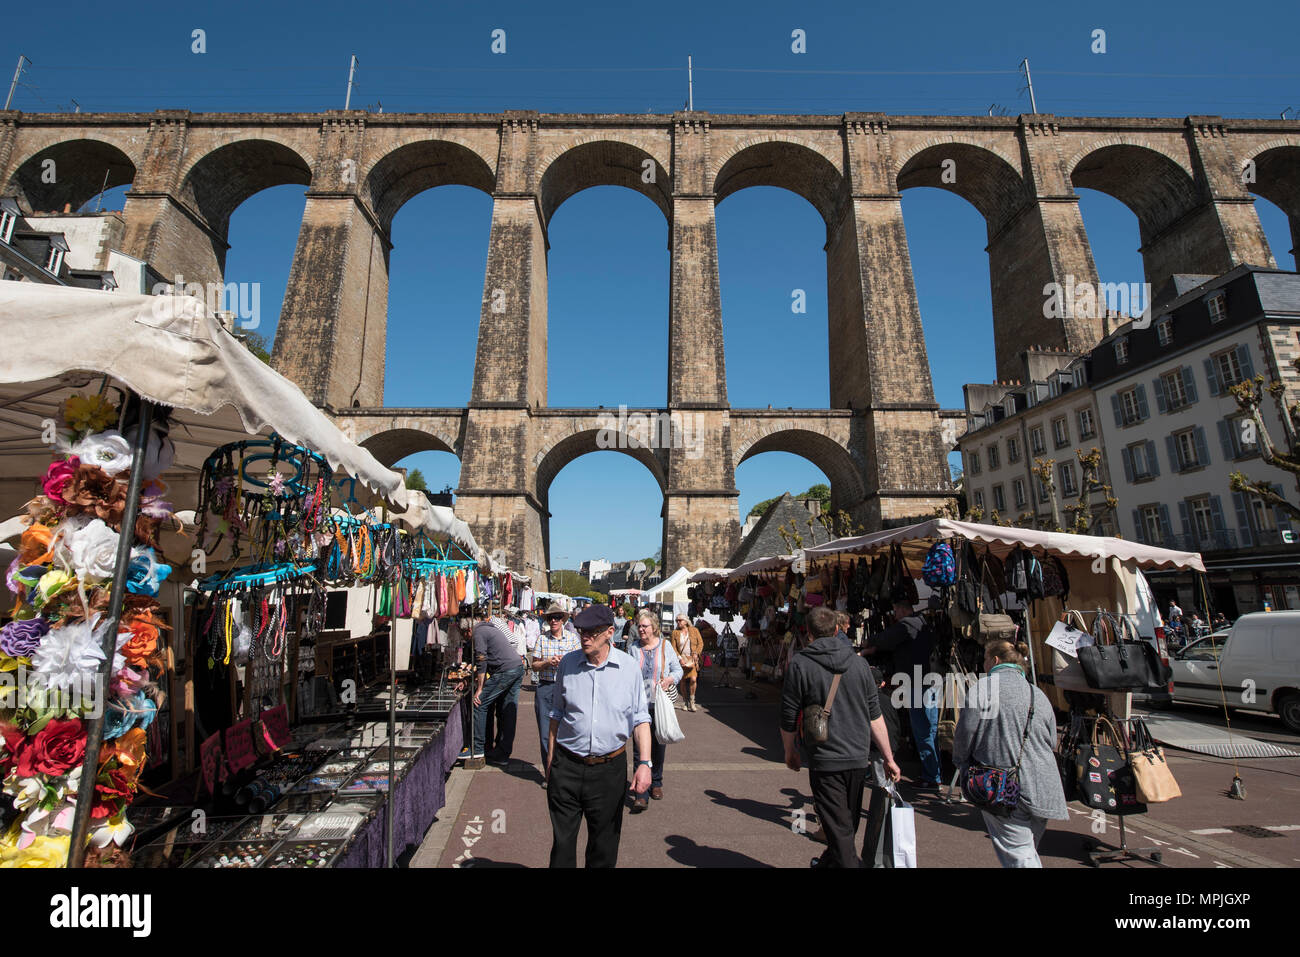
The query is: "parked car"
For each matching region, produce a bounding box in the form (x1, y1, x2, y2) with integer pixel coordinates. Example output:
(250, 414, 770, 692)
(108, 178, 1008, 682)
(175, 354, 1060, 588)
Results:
(1170, 612, 1300, 733)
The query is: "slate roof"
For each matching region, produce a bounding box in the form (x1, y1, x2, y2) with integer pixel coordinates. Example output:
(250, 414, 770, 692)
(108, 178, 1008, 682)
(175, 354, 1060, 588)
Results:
(727, 493, 834, 567)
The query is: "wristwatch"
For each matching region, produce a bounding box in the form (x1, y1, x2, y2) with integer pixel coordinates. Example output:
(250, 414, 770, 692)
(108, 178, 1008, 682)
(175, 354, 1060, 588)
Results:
(636, 759, 653, 769)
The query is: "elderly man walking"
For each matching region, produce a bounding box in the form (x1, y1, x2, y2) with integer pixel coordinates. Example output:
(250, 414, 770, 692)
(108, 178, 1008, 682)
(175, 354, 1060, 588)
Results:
(530, 608, 580, 780)
(545, 604, 653, 868)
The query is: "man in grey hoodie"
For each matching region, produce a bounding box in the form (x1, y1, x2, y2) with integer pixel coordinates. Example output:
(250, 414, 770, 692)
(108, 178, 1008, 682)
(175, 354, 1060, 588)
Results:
(781, 606, 901, 868)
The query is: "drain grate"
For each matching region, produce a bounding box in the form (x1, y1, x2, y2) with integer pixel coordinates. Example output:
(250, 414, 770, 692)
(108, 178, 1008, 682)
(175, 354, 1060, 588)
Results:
(1228, 825, 1285, 839)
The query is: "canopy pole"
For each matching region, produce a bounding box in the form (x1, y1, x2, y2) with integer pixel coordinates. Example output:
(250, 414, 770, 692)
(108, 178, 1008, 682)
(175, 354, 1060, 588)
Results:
(1022, 607, 1039, 687)
(67, 399, 155, 868)
(386, 512, 396, 869)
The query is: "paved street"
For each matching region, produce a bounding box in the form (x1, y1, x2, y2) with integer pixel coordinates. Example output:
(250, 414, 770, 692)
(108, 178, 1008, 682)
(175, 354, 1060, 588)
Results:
(414, 668, 1300, 868)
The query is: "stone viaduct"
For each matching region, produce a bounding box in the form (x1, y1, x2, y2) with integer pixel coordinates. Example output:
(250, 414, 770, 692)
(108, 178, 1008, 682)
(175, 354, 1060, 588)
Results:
(2, 109, 1296, 583)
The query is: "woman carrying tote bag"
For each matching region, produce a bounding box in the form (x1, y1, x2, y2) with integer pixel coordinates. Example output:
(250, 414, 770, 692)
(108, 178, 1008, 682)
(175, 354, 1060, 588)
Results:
(953, 640, 1068, 867)
(630, 610, 683, 812)
(670, 615, 705, 711)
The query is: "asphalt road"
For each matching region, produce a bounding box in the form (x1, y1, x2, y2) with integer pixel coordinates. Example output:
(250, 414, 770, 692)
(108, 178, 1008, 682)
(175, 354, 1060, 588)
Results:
(415, 668, 1300, 868)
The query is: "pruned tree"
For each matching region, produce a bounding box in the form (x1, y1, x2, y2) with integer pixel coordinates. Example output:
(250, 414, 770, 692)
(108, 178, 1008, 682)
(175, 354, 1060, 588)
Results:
(1228, 364, 1300, 521)
(1031, 457, 1061, 532)
(1061, 447, 1119, 534)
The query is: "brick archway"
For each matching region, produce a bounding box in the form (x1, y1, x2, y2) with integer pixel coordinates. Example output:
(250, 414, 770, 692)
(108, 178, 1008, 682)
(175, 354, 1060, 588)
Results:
(5, 138, 137, 213)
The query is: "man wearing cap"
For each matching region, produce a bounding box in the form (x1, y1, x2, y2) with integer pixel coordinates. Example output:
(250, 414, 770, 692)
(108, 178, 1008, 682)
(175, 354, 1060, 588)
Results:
(531, 608, 580, 778)
(545, 603, 653, 868)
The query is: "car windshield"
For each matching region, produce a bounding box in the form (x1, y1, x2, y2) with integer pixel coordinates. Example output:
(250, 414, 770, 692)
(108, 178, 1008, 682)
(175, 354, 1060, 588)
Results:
(1182, 634, 1228, 660)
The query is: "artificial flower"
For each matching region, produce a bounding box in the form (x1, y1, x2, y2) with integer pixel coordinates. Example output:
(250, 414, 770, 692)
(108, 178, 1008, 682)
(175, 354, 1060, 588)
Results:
(124, 547, 171, 597)
(0, 653, 20, 672)
(18, 523, 55, 566)
(57, 517, 120, 584)
(6, 776, 45, 812)
(0, 833, 69, 868)
(63, 395, 118, 435)
(28, 617, 108, 695)
(123, 422, 174, 480)
(34, 570, 75, 608)
(104, 728, 147, 774)
(16, 718, 86, 778)
(0, 616, 48, 658)
(63, 466, 127, 524)
(102, 693, 155, 739)
(117, 618, 157, 668)
(16, 801, 76, 849)
(1, 723, 28, 778)
(5, 555, 21, 595)
(89, 815, 133, 849)
(70, 430, 132, 476)
(139, 484, 174, 520)
(40, 457, 81, 505)
(109, 666, 146, 698)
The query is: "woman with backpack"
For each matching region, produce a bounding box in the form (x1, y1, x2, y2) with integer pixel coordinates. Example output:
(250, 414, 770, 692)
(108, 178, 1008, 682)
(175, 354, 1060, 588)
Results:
(953, 640, 1068, 867)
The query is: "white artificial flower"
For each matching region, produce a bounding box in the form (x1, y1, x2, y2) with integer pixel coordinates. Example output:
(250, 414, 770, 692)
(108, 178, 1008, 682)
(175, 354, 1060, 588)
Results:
(28, 615, 109, 694)
(7, 776, 44, 812)
(70, 430, 134, 476)
(89, 816, 134, 849)
(65, 518, 120, 583)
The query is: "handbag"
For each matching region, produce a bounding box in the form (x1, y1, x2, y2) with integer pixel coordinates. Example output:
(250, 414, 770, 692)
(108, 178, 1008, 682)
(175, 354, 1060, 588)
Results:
(652, 643, 685, 742)
(1129, 718, 1181, 803)
(1073, 716, 1147, 815)
(1050, 610, 1094, 692)
(960, 690, 1034, 817)
(976, 613, 1017, 644)
(802, 671, 842, 747)
(1077, 614, 1170, 691)
(890, 543, 919, 605)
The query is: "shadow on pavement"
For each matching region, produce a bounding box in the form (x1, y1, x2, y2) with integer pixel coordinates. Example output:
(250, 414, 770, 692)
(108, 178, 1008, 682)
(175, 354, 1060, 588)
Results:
(460, 857, 528, 868)
(905, 795, 990, 835)
(704, 786, 811, 830)
(665, 834, 773, 868)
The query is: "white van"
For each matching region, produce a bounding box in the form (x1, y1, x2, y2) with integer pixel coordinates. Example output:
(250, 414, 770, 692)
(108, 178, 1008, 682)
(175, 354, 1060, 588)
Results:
(1170, 611, 1300, 733)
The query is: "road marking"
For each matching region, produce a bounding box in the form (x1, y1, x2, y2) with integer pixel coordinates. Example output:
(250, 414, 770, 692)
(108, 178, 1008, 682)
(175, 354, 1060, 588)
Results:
(452, 815, 484, 868)
(1191, 827, 1233, 835)
(1264, 824, 1300, 832)
(1214, 861, 1232, 868)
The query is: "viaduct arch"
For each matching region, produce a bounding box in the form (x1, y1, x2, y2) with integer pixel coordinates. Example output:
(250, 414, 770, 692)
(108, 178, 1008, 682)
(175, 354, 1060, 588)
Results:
(3, 109, 1296, 583)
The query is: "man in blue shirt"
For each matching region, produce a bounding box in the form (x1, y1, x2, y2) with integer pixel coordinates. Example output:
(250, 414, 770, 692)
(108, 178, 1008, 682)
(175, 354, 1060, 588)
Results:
(545, 603, 653, 868)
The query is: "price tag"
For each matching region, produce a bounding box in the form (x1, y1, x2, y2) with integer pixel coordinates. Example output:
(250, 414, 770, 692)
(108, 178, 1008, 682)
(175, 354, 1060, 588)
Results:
(199, 732, 225, 794)
(1045, 619, 1093, 658)
(224, 719, 258, 774)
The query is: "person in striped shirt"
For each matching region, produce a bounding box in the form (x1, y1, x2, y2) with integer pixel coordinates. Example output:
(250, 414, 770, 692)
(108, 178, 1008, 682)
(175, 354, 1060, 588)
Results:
(531, 608, 581, 779)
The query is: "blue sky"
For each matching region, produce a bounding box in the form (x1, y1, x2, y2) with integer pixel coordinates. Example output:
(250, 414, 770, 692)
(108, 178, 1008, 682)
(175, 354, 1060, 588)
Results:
(7, 0, 1298, 571)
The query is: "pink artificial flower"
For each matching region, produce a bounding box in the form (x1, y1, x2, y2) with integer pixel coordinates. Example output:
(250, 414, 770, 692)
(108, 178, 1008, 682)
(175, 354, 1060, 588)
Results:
(41, 457, 81, 504)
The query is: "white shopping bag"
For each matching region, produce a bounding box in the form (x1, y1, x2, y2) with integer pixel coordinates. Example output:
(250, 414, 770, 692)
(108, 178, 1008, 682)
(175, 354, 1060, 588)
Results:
(888, 784, 917, 868)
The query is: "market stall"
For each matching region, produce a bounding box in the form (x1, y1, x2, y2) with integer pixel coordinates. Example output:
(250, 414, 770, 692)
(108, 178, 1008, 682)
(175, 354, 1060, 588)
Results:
(0, 283, 479, 867)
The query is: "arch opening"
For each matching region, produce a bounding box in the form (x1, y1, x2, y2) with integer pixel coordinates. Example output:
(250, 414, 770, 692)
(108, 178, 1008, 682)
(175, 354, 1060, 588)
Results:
(1248, 146, 1300, 270)
(6, 139, 136, 214)
(179, 139, 312, 240)
(363, 140, 495, 235)
(538, 140, 670, 227)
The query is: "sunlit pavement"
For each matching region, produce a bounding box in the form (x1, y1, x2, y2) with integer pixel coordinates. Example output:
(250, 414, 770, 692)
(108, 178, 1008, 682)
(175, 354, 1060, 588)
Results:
(416, 669, 1300, 868)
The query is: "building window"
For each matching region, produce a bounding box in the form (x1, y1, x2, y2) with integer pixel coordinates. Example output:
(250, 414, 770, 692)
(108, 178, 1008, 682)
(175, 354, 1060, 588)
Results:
(1006, 436, 1020, 463)
(1058, 461, 1077, 497)
(1114, 337, 1129, 364)
(1029, 426, 1045, 455)
(1172, 428, 1206, 471)
(967, 450, 981, 475)
(1222, 415, 1258, 459)
(1206, 291, 1227, 324)
(974, 490, 985, 510)
(1003, 396, 1016, 417)
(1249, 495, 1277, 534)
(2, 267, 20, 282)
(993, 485, 1006, 512)
(0, 209, 15, 245)
(1072, 366, 1087, 388)
(1188, 496, 1215, 541)
(1141, 505, 1163, 544)
(1117, 386, 1146, 426)
(1037, 477, 1050, 503)
(1052, 416, 1069, 449)
(1078, 407, 1095, 439)
(1161, 369, 1189, 410)
(1125, 440, 1159, 482)
(45, 247, 64, 275)
(987, 444, 999, 470)
(1213, 348, 1245, 389)
(1013, 478, 1026, 508)
(1156, 317, 1174, 347)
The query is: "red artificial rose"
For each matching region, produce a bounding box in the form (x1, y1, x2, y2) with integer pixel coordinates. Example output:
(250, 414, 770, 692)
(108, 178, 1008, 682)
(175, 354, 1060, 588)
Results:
(17, 717, 87, 778)
(41, 457, 81, 504)
(1, 723, 28, 779)
(95, 765, 136, 801)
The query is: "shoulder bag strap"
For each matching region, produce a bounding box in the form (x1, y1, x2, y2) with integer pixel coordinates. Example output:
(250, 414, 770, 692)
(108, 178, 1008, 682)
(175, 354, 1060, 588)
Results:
(823, 672, 843, 714)
(1013, 688, 1036, 773)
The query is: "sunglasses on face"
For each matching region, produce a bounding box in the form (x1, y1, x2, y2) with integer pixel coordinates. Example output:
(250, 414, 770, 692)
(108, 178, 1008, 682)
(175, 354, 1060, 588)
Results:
(579, 627, 610, 638)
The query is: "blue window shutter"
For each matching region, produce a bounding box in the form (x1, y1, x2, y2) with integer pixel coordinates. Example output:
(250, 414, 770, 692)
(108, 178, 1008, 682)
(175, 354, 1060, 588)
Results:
(1178, 501, 1192, 537)
(1217, 419, 1235, 460)
(1233, 491, 1254, 547)
(1236, 344, 1255, 381)
(1120, 446, 1134, 483)
(1135, 384, 1150, 420)
(1131, 509, 1146, 543)
(1194, 426, 1210, 467)
(1152, 376, 1168, 414)
(1182, 366, 1198, 404)
(1165, 434, 1179, 473)
(1159, 505, 1174, 544)
(1146, 439, 1160, 477)
(1209, 495, 1227, 532)
(1110, 393, 1123, 427)
(1204, 357, 1221, 396)
(1271, 483, 1293, 531)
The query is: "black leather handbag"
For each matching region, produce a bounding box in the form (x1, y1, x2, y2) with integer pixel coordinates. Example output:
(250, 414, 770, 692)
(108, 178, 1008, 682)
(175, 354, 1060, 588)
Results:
(1072, 716, 1147, 815)
(1077, 616, 1171, 691)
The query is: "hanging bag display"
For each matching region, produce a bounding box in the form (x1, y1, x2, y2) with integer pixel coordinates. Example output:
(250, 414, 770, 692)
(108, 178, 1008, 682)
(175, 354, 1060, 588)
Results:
(1048, 609, 1094, 692)
(922, 540, 957, 588)
(1077, 613, 1170, 691)
(1129, 717, 1182, 803)
(1072, 716, 1147, 815)
(960, 688, 1034, 817)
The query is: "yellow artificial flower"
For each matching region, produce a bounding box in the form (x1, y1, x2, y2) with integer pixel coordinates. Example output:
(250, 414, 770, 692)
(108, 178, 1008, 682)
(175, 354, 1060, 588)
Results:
(63, 395, 118, 435)
(0, 833, 70, 868)
(35, 570, 75, 606)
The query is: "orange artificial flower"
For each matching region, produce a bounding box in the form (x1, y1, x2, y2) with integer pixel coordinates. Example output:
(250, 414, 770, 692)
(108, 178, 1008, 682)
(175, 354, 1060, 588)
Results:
(19, 523, 54, 566)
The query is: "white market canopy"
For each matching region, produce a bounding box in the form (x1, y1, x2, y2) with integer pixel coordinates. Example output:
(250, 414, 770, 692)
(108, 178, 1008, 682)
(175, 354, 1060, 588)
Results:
(0, 283, 482, 557)
(688, 567, 732, 583)
(801, 518, 1205, 573)
(728, 554, 801, 579)
(641, 566, 691, 599)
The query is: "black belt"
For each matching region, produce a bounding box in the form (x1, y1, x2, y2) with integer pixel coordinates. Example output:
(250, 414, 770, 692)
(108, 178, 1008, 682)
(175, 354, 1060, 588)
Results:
(537, 679, 556, 685)
(557, 744, 626, 766)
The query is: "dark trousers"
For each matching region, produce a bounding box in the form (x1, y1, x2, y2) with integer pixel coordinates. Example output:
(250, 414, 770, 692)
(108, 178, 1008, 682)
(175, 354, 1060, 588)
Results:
(647, 704, 666, 788)
(473, 666, 524, 758)
(809, 766, 868, 868)
(547, 746, 628, 868)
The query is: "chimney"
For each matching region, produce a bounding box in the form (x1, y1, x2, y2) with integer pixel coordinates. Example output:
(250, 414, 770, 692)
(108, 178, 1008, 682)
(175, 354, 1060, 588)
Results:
(63, 204, 71, 213)
(805, 498, 822, 519)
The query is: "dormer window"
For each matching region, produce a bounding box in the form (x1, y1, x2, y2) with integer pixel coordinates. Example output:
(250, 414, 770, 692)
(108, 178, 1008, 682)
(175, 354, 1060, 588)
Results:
(0, 209, 16, 245)
(1114, 337, 1129, 364)
(1206, 291, 1227, 324)
(1003, 396, 1016, 417)
(1049, 378, 1060, 398)
(45, 246, 65, 275)
(1155, 316, 1174, 347)
(1072, 365, 1086, 388)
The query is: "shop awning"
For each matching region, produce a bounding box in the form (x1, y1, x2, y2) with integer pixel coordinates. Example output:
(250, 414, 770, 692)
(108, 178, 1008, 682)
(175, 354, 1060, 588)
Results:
(728, 554, 800, 578)
(688, 567, 732, 583)
(641, 566, 691, 598)
(801, 518, 1205, 572)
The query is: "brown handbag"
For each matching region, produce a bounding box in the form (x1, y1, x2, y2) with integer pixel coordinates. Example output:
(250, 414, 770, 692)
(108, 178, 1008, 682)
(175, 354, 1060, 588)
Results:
(1130, 718, 1182, 803)
(803, 672, 842, 746)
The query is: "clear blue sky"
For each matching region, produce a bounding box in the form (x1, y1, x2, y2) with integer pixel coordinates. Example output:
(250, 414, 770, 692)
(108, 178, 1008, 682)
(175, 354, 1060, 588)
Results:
(7, 0, 1297, 570)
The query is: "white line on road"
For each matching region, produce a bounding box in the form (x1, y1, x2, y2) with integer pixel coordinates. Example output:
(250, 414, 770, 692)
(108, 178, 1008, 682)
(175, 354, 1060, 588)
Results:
(1191, 828, 1233, 835)
(1265, 824, 1300, 832)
